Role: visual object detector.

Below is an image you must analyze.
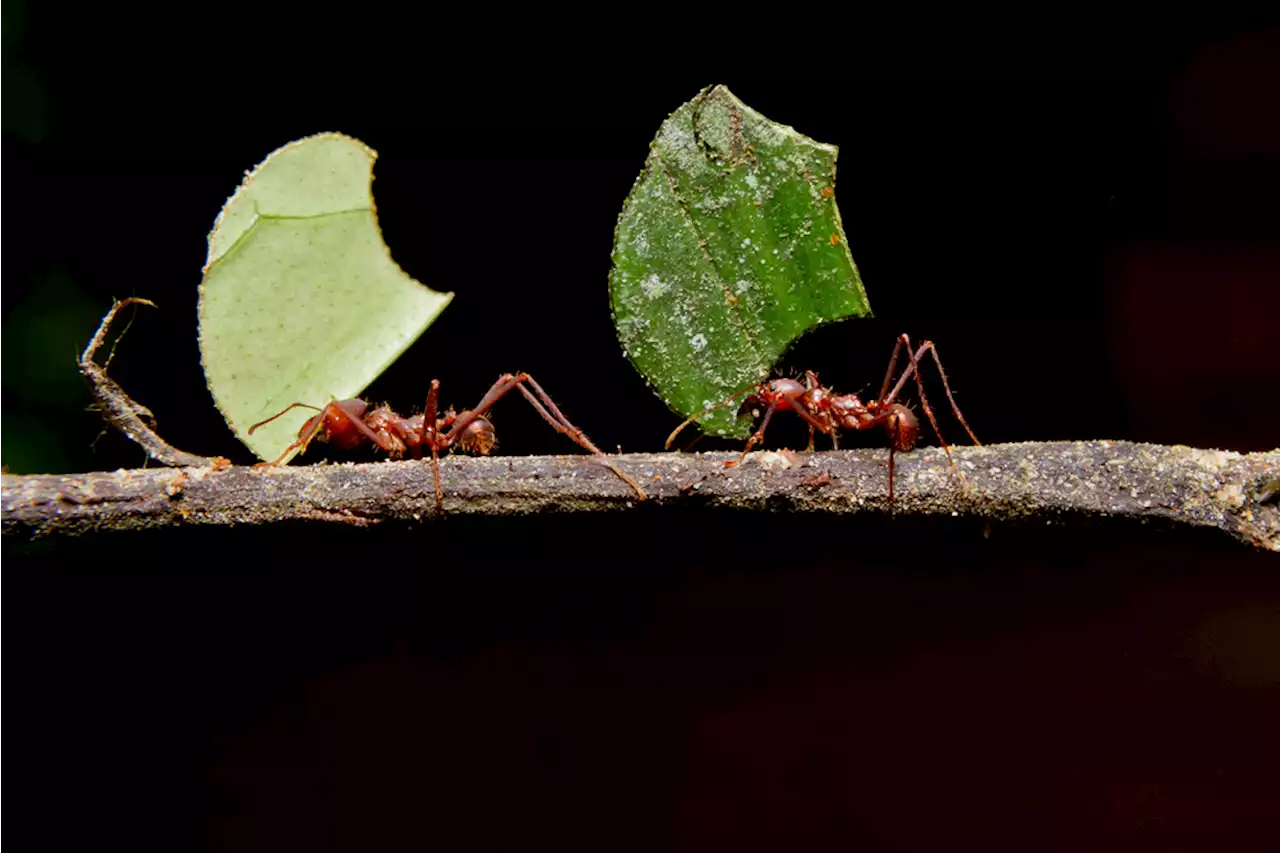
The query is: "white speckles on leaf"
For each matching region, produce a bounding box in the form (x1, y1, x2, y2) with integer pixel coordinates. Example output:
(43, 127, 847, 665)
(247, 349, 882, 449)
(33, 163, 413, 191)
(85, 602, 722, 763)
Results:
(690, 334, 708, 352)
(640, 274, 670, 299)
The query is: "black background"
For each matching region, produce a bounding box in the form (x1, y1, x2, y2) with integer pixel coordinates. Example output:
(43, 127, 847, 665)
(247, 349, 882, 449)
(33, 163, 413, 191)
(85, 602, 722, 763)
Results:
(6, 13, 1280, 853)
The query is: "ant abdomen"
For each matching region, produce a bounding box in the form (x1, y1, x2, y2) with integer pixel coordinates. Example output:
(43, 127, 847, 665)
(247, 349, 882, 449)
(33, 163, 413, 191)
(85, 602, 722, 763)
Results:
(883, 404, 919, 452)
(456, 416, 496, 455)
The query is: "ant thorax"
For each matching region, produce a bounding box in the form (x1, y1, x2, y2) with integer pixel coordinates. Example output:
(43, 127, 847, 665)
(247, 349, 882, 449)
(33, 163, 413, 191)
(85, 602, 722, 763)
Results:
(364, 405, 417, 458)
(829, 394, 869, 430)
(801, 385, 832, 410)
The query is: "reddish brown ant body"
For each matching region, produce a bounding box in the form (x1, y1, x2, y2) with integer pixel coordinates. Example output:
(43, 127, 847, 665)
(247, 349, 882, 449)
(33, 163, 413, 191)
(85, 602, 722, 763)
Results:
(250, 372, 645, 512)
(666, 334, 980, 504)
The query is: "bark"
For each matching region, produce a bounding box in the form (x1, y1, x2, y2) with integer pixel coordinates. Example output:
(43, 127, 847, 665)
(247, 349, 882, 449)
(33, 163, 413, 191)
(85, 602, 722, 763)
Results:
(9, 300, 1274, 550)
(4, 442, 1278, 550)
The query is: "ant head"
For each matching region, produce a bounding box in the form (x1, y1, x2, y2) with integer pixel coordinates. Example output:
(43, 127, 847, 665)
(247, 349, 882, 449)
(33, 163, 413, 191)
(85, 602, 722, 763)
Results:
(769, 377, 806, 401)
(743, 378, 805, 415)
(457, 416, 496, 456)
(883, 403, 919, 451)
(333, 399, 370, 422)
(322, 399, 374, 451)
(316, 399, 368, 437)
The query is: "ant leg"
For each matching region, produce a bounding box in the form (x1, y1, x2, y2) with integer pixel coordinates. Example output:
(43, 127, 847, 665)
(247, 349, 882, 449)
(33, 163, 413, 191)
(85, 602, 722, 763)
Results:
(664, 384, 757, 450)
(803, 372, 818, 451)
(879, 335, 974, 442)
(514, 374, 607, 455)
(423, 380, 440, 443)
(437, 374, 524, 442)
(877, 336, 906, 405)
(512, 375, 647, 500)
(422, 380, 445, 513)
(343, 406, 412, 452)
(879, 335, 922, 408)
(768, 393, 835, 452)
(890, 335, 966, 486)
(261, 438, 309, 468)
(854, 406, 916, 509)
(439, 374, 647, 501)
(920, 343, 980, 446)
(725, 402, 780, 468)
(429, 443, 444, 515)
(249, 403, 329, 467)
(880, 336, 980, 446)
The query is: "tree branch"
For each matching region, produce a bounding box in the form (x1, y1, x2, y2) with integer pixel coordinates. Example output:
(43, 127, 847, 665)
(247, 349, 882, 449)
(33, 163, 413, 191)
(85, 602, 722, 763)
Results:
(4, 442, 1278, 550)
(11, 300, 1273, 549)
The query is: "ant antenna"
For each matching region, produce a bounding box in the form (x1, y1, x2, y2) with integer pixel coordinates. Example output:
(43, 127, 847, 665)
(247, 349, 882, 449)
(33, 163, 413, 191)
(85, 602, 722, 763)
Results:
(664, 383, 759, 450)
(248, 402, 324, 435)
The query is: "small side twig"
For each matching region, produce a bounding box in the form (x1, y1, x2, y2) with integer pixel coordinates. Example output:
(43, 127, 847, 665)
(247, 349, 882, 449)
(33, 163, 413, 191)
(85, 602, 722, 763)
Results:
(79, 298, 226, 469)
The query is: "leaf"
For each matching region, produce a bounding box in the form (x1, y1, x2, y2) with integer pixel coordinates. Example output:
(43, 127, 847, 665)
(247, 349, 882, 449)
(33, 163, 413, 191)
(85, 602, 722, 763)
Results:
(199, 132, 452, 462)
(610, 85, 873, 439)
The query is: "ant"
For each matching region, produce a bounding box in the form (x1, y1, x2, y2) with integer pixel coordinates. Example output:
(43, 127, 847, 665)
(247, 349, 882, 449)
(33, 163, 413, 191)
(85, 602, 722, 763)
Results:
(665, 334, 980, 505)
(249, 372, 646, 512)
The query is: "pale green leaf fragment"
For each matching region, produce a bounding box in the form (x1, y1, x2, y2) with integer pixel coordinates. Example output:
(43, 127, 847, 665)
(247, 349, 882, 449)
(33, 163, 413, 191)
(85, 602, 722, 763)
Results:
(199, 132, 452, 461)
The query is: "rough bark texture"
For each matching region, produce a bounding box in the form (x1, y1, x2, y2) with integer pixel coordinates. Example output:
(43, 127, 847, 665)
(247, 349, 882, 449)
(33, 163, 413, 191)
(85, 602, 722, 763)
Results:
(33, 300, 1272, 549)
(4, 442, 1278, 550)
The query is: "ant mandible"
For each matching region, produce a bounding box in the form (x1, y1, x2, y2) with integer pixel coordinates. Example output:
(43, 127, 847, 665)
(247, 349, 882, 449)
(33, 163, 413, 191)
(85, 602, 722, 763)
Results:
(665, 334, 981, 505)
(249, 372, 646, 512)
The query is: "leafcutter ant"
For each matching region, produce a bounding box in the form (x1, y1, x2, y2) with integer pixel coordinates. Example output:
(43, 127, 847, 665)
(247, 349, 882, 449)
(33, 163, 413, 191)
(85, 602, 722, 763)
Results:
(665, 334, 980, 505)
(250, 372, 645, 512)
